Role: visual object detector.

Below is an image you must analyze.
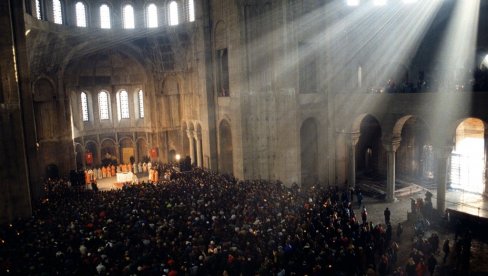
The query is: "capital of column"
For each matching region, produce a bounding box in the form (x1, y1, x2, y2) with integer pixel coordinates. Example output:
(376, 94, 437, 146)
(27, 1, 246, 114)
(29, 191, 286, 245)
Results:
(346, 131, 361, 146)
(382, 137, 401, 152)
(193, 130, 202, 141)
(186, 129, 194, 139)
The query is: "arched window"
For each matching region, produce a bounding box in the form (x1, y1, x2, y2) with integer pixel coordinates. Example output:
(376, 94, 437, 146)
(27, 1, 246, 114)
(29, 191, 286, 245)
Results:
(169, 1, 179, 26)
(117, 90, 130, 119)
(146, 3, 158, 28)
(75, 2, 87, 27)
(81, 92, 89, 122)
(138, 90, 144, 118)
(35, 0, 42, 19)
(100, 4, 111, 29)
(53, 0, 63, 24)
(98, 91, 110, 120)
(188, 0, 195, 22)
(123, 4, 135, 29)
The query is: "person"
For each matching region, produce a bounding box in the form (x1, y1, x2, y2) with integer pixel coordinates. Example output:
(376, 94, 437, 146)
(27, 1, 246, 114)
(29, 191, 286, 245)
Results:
(427, 254, 437, 276)
(443, 239, 450, 264)
(397, 223, 403, 240)
(357, 190, 363, 207)
(384, 207, 391, 225)
(361, 206, 368, 224)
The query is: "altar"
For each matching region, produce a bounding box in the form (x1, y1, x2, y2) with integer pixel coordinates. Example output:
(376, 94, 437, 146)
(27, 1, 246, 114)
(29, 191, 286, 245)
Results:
(116, 172, 134, 183)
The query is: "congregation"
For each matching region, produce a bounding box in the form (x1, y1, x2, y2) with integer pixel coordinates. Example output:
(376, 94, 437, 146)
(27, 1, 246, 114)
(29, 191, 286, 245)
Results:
(0, 165, 460, 275)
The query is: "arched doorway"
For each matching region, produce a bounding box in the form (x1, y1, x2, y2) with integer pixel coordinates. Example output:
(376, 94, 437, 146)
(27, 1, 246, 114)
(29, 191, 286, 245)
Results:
(85, 141, 98, 167)
(101, 139, 117, 166)
(396, 117, 432, 183)
(450, 118, 485, 194)
(119, 138, 135, 164)
(356, 115, 384, 179)
(300, 118, 318, 188)
(136, 138, 148, 163)
(219, 120, 233, 175)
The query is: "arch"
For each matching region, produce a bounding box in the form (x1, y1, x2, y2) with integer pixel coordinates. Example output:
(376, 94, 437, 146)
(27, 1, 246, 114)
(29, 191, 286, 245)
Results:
(218, 119, 233, 175)
(85, 140, 98, 167)
(119, 137, 135, 164)
(100, 138, 117, 165)
(136, 138, 148, 163)
(355, 114, 384, 179)
(394, 116, 433, 182)
(33, 77, 55, 102)
(214, 20, 227, 50)
(300, 118, 318, 188)
(75, 1, 87, 27)
(450, 117, 486, 194)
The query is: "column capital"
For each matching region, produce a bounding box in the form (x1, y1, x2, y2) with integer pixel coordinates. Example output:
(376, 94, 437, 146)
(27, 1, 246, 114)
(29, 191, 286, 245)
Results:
(186, 129, 194, 138)
(382, 137, 401, 152)
(345, 131, 361, 146)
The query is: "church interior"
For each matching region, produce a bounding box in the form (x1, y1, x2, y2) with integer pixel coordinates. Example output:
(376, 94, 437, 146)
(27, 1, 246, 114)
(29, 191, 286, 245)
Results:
(2, 0, 488, 274)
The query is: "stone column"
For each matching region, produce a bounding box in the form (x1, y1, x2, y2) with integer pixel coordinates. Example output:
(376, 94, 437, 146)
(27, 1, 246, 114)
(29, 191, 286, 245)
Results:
(347, 132, 361, 190)
(187, 129, 195, 164)
(383, 138, 401, 202)
(435, 145, 452, 213)
(194, 131, 203, 167)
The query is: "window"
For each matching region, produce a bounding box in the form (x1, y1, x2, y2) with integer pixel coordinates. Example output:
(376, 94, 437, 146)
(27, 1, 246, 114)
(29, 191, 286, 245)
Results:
(98, 91, 110, 120)
(169, 1, 179, 26)
(81, 92, 89, 122)
(146, 3, 158, 28)
(216, 49, 230, 96)
(100, 4, 111, 29)
(123, 4, 135, 29)
(75, 2, 87, 27)
(35, 0, 42, 19)
(188, 0, 195, 22)
(53, 0, 63, 24)
(117, 90, 130, 119)
(138, 90, 144, 118)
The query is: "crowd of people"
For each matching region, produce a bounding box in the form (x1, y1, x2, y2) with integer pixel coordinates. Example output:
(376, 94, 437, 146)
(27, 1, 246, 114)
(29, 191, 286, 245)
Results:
(0, 165, 463, 275)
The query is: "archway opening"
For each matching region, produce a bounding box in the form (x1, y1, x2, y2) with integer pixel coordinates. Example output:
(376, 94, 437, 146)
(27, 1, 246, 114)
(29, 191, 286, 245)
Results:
(356, 115, 384, 180)
(450, 118, 485, 194)
(396, 117, 433, 184)
(300, 118, 318, 188)
(218, 120, 233, 175)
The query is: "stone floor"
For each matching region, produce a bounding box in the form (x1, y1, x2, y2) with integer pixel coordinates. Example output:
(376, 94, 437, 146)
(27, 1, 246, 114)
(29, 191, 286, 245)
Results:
(355, 188, 488, 275)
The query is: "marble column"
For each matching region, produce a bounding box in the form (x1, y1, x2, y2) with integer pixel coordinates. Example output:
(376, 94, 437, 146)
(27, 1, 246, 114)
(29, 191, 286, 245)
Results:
(383, 138, 401, 202)
(186, 129, 195, 164)
(435, 145, 452, 213)
(347, 132, 361, 190)
(194, 131, 203, 167)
